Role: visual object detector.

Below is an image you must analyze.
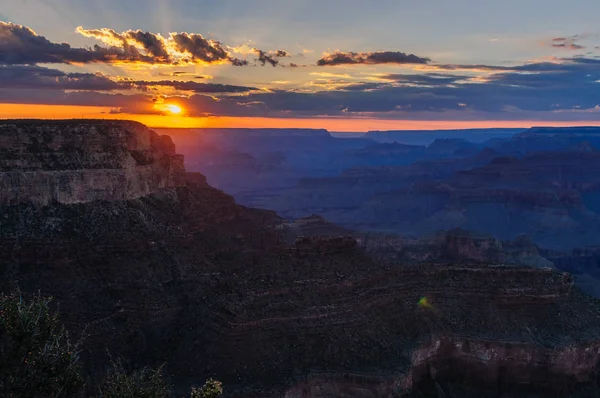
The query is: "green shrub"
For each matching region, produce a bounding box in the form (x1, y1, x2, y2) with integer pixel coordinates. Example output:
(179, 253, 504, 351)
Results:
(190, 378, 223, 398)
(0, 291, 83, 398)
(99, 358, 169, 398)
(0, 290, 223, 398)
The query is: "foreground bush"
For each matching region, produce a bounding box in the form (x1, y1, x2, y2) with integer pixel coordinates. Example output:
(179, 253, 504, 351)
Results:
(0, 291, 83, 398)
(191, 378, 223, 398)
(99, 359, 170, 398)
(0, 291, 223, 397)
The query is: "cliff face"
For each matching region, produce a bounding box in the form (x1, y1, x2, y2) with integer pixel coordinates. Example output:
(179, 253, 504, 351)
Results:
(283, 334, 600, 398)
(3, 121, 600, 397)
(0, 120, 186, 205)
(286, 217, 553, 268)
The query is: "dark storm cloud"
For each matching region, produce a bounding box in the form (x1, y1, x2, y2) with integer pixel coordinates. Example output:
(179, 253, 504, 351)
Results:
(381, 73, 467, 86)
(0, 21, 151, 64)
(317, 51, 430, 66)
(0, 65, 256, 93)
(0, 88, 148, 108)
(0, 21, 282, 66)
(432, 64, 517, 72)
(0, 64, 126, 90)
(229, 58, 249, 66)
(431, 60, 600, 73)
(123, 29, 171, 60)
(168, 31, 229, 63)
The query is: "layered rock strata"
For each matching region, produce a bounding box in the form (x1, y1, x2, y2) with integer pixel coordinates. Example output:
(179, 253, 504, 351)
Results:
(0, 120, 186, 205)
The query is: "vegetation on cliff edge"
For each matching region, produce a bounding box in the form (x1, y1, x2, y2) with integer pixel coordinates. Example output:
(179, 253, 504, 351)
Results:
(0, 291, 221, 398)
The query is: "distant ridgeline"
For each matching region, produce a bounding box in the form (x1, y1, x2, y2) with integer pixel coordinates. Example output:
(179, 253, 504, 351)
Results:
(364, 128, 525, 145)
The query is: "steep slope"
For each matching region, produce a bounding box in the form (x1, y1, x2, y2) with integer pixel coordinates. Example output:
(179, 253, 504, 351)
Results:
(1, 121, 600, 397)
(0, 120, 186, 205)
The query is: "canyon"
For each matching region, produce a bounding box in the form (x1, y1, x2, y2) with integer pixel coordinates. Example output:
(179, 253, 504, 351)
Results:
(2, 121, 600, 397)
(163, 126, 600, 299)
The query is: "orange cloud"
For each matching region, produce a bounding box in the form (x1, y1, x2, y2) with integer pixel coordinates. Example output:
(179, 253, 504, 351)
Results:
(76, 26, 237, 66)
(0, 21, 286, 67)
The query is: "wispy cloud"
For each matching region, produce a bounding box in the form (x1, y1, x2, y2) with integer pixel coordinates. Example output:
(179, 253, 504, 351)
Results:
(252, 48, 289, 66)
(317, 51, 430, 66)
(543, 35, 587, 50)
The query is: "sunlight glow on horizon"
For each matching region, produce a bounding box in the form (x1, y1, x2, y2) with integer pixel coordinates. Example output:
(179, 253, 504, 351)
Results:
(167, 104, 182, 114)
(2, 103, 600, 132)
(153, 102, 184, 115)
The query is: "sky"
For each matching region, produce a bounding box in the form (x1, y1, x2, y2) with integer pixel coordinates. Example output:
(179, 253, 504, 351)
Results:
(2, 0, 600, 131)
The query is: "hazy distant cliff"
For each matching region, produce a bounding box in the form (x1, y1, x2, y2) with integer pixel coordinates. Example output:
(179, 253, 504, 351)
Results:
(0, 120, 186, 205)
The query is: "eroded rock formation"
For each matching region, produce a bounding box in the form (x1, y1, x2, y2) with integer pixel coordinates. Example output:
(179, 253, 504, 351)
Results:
(0, 120, 186, 205)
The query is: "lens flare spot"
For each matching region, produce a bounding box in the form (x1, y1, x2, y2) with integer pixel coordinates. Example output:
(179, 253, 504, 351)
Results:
(417, 296, 434, 309)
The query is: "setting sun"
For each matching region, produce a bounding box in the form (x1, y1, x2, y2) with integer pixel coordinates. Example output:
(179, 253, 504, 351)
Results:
(165, 104, 182, 114)
(153, 102, 183, 115)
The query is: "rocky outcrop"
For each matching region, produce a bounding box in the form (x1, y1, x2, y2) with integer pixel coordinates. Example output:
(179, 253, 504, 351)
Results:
(0, 120, 186, 205)
(364, 229, 553, 268)
(283, 333, 600, 397)
(287, 217, 553, 268)
(406, 334, 600, 397)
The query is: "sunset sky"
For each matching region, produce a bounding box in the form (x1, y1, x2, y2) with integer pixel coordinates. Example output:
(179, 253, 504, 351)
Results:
(3, 0, 600, 131)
